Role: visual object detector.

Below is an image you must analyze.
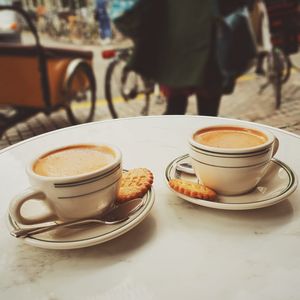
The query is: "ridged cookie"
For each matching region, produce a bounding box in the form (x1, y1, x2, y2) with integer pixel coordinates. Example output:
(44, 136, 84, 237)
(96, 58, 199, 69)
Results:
(117, 168, 154, 202)
(169, 178, 216, 200)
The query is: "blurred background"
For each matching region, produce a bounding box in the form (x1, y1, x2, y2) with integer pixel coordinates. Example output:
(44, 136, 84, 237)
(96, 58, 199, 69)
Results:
(0, 0, 299, 149)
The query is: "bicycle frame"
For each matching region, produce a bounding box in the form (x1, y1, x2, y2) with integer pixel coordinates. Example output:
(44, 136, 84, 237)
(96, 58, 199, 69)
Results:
(102, 47, 132, 60)
(102, 47, 164, 118)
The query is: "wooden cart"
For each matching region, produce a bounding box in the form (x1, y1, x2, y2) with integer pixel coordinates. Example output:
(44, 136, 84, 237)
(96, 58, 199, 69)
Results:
(0, 5, 97, 137)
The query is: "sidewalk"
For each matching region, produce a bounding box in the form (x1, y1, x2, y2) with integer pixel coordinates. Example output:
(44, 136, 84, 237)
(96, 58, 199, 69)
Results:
(1, 54, 300, 150)
(219, 64, 300, 133)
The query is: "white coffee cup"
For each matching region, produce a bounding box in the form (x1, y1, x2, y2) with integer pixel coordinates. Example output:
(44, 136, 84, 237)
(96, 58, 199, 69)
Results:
(9, 143, 122, 225)
(189, 124, 279, 196)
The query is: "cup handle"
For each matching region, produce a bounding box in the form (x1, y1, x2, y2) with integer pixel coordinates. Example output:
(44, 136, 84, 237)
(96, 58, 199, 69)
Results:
(272, 137, 279, 157)
(9, 188, 57, 225)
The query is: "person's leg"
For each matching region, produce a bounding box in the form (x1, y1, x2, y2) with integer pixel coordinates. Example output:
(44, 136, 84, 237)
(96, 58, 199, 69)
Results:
(255, 51, 267, 75)
(96, 0, 112, 39)
(195, 90, 222, 116)
(163, 89, 188, 115)
(195, 20, 223, 117)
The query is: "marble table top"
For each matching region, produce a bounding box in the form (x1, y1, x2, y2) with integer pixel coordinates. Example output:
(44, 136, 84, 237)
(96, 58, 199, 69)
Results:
(1, 115, 300, 299)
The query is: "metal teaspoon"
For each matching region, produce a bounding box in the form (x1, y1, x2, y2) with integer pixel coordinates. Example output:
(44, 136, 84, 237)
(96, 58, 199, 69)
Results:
(176, 162, 196, 175)
(11, 198, 144, 238)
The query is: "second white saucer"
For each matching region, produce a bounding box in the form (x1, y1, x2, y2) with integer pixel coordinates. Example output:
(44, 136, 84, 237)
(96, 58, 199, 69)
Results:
(165, 154, 298, 210)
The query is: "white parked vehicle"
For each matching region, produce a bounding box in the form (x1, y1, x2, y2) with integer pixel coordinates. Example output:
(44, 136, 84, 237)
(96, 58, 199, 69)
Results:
(0, 0, 22, 43)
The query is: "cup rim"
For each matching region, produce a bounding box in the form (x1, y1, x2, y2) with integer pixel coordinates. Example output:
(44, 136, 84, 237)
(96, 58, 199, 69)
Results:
(189, 124, 276, 154)
(27, 143, 122, 182)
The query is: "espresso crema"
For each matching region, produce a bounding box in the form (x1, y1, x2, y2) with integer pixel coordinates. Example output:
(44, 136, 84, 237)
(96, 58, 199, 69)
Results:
(193, 126, 268, 149)
(33, 144, 116, 177)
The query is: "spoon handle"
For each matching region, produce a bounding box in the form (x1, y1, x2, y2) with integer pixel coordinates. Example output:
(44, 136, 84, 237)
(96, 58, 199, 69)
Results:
(10, 198, 143, 238)
(11, 217, 127, 238)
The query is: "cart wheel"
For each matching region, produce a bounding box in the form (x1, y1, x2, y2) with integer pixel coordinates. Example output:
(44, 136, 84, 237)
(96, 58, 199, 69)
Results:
(63, 59, 96, 125)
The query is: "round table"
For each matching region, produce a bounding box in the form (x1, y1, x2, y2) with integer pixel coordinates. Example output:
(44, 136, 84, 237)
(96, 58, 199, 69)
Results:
(1, 116, 300, 299)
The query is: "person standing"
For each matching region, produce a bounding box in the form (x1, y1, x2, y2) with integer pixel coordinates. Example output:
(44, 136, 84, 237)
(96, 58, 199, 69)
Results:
(95, 0, 112, 45)
(114, 0, 253, 116)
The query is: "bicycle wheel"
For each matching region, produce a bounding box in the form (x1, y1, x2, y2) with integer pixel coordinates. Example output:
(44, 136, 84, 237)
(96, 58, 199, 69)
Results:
(266, 47, 291, 109)
(273, 70, 282, 109)
(104, 58, 150, 118)
(276, 48, 291, 84)
(63, 59, 96, 125)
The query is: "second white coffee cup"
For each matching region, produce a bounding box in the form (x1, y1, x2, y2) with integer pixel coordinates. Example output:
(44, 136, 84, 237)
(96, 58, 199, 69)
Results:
(189, 124, 279, 196)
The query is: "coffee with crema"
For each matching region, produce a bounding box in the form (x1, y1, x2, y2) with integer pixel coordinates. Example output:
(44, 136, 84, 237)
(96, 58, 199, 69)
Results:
(33, 144, 116, 177)
(193, 126, 268, 149)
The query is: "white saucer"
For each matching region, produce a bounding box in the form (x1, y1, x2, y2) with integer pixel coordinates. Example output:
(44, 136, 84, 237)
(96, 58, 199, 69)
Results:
(7, 188, 155, 250)
(165, 154, 298, 210)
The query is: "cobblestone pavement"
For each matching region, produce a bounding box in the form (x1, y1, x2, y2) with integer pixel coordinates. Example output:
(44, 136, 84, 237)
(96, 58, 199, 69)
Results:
(1, 49, 299, 150)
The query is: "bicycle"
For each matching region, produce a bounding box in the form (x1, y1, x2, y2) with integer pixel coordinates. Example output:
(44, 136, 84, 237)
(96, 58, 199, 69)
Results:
(102, 47, 164, 119)
(249, 0, 299, 109)
(256, 46, 291, 109)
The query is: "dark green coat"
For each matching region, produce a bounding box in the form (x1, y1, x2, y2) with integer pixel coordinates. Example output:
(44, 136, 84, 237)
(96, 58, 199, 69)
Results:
(115, 0, 217, 89)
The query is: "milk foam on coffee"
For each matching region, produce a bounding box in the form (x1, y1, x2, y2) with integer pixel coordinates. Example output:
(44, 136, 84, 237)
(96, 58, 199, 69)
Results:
(194, 127, 267, 149)
(33, 145, 116, 177)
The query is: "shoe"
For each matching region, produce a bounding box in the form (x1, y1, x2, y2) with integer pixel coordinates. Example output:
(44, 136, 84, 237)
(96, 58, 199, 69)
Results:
(101, 38, 111, 46)
(255, 68, 265, 76)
